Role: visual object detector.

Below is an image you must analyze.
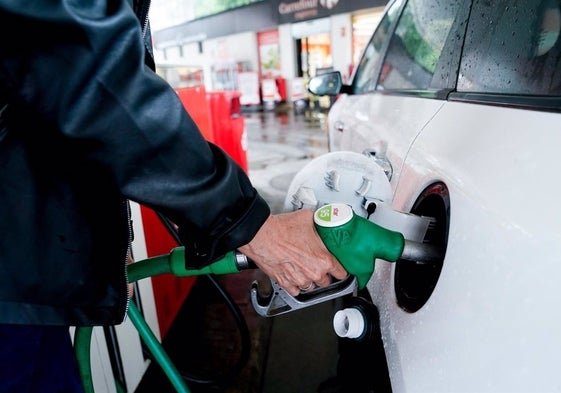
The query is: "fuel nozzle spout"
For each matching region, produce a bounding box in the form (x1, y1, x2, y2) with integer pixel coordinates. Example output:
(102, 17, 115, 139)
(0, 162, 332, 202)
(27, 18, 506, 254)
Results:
(402, 239, 444, 264)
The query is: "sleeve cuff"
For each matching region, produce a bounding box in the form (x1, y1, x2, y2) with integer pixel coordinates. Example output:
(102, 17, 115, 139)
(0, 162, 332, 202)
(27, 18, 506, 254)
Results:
(181, 193, 271, 269)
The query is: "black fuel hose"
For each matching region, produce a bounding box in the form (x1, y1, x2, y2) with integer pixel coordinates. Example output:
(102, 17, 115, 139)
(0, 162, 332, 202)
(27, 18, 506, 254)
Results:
(154, 211, 252, 389)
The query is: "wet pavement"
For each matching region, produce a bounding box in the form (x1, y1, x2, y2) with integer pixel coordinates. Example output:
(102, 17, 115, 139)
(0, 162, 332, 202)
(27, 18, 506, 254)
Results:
(244, 107, 329, 214)
(245, 108, 341, 393)
(136, 107, 341, 393)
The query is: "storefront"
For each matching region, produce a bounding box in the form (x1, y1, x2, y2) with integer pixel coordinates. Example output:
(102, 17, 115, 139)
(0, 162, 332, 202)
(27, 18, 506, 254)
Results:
(151, 0, 387, 107)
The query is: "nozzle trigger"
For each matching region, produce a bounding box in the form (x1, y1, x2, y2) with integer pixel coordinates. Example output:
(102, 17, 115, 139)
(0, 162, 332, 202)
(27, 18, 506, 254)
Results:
(250, 276, 358, 317)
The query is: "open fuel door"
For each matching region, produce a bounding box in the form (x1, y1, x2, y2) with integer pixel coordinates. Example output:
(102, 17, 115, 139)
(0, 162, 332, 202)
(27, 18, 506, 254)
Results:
(284, 151, 432, 243)
(283, 150, 448, 316)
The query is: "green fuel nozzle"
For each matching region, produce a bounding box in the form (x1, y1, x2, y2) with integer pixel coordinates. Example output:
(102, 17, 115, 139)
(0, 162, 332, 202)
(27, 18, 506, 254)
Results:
(252, 202, 414, 317)
(314, 203, 405, 289)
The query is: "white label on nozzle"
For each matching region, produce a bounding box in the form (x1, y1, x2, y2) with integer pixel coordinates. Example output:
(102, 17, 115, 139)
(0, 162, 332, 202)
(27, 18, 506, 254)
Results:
(314, 203, 353, 228)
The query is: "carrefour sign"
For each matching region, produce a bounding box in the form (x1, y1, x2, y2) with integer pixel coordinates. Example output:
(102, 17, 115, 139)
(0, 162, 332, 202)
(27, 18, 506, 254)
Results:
(277, 0, 382, 23)
(278, 0, 338, 22)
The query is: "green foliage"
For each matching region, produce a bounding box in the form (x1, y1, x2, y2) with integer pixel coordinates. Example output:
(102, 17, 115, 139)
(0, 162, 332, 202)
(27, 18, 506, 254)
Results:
(193, 0, 263, 19)
(397, 11, 439, 73)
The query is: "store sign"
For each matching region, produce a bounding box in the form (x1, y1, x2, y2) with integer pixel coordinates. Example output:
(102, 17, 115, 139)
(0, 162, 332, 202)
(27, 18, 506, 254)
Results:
(258, 30, 282, 78)
(277, 0, 379, 23)
(278, 0, 333, 22)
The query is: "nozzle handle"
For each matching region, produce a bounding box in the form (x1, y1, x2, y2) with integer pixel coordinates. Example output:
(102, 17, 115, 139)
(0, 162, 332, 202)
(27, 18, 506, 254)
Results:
(314, 203, 404, 289)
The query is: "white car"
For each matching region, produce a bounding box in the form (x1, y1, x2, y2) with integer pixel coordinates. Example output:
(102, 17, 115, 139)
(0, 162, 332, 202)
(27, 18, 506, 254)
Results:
(299, 0, 561, 391)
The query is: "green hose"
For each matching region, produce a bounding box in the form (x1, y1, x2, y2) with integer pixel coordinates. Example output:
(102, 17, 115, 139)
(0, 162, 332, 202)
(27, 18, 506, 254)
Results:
(74, 326, 94, 393)
(75, 247, 241, 392)
(127, 253, 172, 282)
(128, 302, 190, 393)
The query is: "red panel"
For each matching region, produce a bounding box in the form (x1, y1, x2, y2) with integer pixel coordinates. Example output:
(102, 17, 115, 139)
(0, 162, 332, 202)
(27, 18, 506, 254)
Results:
(176, 86, 215, 143)
(275, 78, 287, 101)
(207, 91, 248, 173)
(139, 205, 196, 338)
(138, 86, 217, 338)
(144, 87, 247, 337)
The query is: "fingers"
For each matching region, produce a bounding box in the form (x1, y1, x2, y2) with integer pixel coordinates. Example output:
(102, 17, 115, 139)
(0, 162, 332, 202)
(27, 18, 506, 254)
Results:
(326, 261, 348, 282)
(239, 210, 350, 297)
(257, 258, 345, 297)
(299, 282, 315, 292)
(274, 261, 321, 297)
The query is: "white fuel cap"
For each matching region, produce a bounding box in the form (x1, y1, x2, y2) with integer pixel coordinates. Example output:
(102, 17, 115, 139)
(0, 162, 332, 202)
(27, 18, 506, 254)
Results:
(284, 151, 392, 217)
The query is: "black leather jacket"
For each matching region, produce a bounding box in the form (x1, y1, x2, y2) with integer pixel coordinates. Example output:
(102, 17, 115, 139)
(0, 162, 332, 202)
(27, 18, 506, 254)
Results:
(0, 0, 270, 326)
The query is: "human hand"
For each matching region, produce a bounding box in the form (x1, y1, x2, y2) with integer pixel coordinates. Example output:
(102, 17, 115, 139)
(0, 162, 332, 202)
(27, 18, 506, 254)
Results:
(238, 209, 348, 297)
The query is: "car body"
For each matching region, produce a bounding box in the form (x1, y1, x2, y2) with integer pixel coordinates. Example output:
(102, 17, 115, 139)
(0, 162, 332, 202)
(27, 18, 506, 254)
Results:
(307, 0, 561, 391)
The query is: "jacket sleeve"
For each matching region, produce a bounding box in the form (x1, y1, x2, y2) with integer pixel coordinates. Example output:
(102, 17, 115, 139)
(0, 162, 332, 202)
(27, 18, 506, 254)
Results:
(0, 0, 270, 267)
